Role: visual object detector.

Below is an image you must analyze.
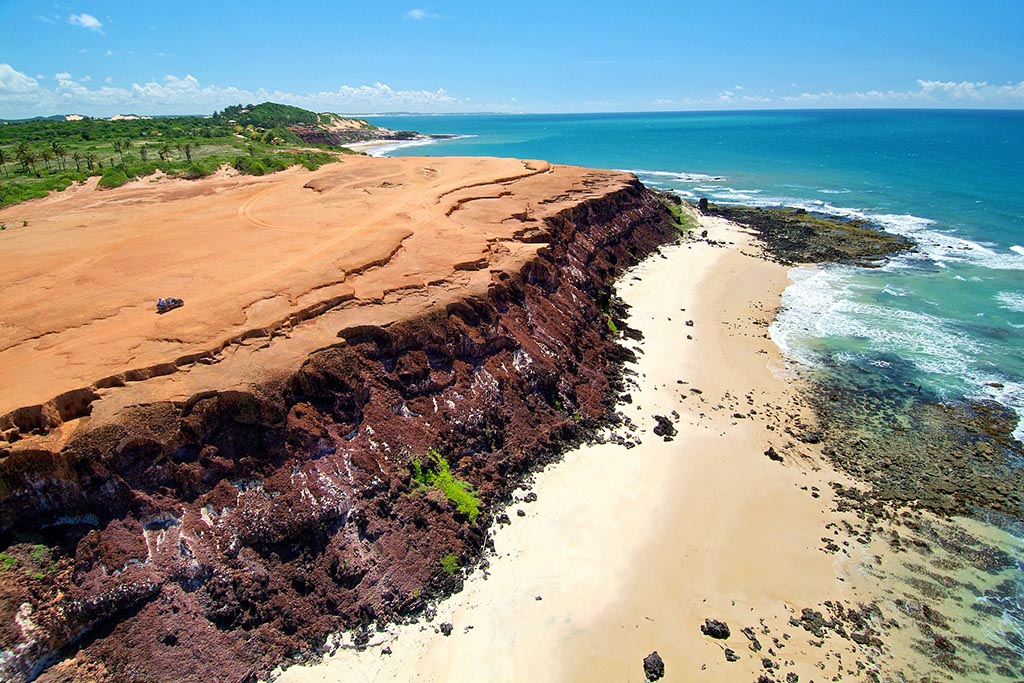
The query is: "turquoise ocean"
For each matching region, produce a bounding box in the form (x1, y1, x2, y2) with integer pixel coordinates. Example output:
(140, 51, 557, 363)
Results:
(367, 110, 1024, 665)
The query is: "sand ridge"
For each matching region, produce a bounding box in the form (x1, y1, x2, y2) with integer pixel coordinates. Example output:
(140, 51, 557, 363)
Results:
(0, 156, 634, 443)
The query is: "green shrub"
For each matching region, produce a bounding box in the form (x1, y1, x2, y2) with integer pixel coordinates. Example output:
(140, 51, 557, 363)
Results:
(440, 553, 460, 575)
(97, 167, 131, 188)
(658, 195, 698, 232)
(410, 449, 481, 523)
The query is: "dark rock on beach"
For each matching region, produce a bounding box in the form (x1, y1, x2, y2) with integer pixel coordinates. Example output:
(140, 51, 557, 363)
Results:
(643, 650, 665, 681)
(701, 618, 731, 639)
(652, 414, 677, 439)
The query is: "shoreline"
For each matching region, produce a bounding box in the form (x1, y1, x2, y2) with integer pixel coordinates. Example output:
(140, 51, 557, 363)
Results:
(272, 211, 896, 682)
(344, 134, 458, 157)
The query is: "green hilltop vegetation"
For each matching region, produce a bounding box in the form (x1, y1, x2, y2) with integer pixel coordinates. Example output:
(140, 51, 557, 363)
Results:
(0, 102, 393, 209)
(217, 102, 377, 131)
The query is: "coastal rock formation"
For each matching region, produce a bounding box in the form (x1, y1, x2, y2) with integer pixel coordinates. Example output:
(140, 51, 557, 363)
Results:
(0, 157, 677, 681)
(700, 203, 913, 265)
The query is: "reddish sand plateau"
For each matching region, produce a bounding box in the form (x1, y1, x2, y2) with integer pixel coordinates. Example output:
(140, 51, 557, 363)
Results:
(0, 157, 632, 445)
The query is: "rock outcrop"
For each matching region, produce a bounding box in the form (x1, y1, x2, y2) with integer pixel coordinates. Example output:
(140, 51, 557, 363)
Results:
(0, 158, 678, 682)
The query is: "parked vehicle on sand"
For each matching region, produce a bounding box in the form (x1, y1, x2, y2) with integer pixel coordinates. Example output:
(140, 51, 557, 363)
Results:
(156, 297, 184, 314)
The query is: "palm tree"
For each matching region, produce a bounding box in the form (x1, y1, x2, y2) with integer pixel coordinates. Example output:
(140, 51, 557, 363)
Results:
(84, 152, 96, 171)
(183, 142, 192, 162)
(111, 139, 126, 166)
(0, 148, 8, 178)
(50, 140, 67, 171)
(40, 149, 55, 171)
(20, 150, 38, 176)
(15, 141, 31, 172)
(140, 144, 149, 162)
(71, 151, 83, 172)
(158, 142, 172, 162)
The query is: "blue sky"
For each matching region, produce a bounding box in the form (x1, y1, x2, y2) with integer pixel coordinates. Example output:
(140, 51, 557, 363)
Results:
(1, 0, 1022, 117)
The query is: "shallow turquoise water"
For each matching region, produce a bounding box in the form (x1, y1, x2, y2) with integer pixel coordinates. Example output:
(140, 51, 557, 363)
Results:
(368, 109, 1024, 666)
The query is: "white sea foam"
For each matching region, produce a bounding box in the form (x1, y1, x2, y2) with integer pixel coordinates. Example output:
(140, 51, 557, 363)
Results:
(771, 265, 983, 378)
(967, 377, 1024, 441)
(622, 169, 727, 183)
(996, 291, 1024, 313)
(772, 267, 1024, 441)
(689, 184, 1024, 272)
(368, 138, 438, 157)
(819, 189, 852, 195)
(371, 135, 475, 157)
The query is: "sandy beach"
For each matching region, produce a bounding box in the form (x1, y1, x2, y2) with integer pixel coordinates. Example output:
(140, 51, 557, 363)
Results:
(273, 211, 884, 682)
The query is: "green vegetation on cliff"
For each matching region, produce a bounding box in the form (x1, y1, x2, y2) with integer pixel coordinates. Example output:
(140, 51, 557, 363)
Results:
(655, 191, 698, 233)
(410, 448, 481, 523)
(214, 102, 320, 128)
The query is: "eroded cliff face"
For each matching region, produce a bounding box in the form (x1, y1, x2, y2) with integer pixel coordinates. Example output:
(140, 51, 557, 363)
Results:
(0, 179, 676, 682)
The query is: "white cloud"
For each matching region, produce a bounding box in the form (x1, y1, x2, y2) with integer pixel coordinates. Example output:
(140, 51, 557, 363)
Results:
(0, 64, 485, 118)
(405, 8, 440, 20)
(4, 62, 1021, 119)
(0, 64, 40, 94)
(655, 79, 1024, 110)
(68, 13, 104, 33)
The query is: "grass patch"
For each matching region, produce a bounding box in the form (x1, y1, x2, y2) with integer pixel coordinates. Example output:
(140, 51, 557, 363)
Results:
(0, 552, 16, 571)
(658, 194, 699, 232)
(411, 448, 481, 523)
(605, 314, 619, 336)
(0, 544, 57, 578)
(439, 553, 460, 576)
